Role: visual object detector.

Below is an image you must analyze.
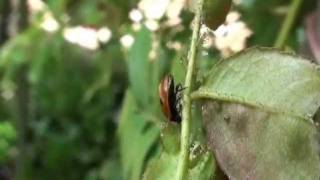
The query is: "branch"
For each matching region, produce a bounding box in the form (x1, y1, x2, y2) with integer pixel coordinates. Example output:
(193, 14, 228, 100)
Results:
(274, 0, 303, 48)
(176, 0, 204, 179)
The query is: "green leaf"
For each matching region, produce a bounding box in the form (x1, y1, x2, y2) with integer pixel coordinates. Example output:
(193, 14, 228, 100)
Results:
(196, 47, 320, 119)
(143, 151, 178, 180)
(46, 0, 66, 18)
(202, 101, 320, 180)
(171, 54, 186, 83)
(159, 123, 181, 155)
(150, 46, 173, 106)
(194, 47, 320, 179)
(0, 121, 16, 141)
(118, 91, 159, 180)
(188, 148, 216, 180)
(0, 121, 16, 162)
(128, 27, 152, 107)
(143, 144, 216, 180)
(0, 28, 44, 79)
(99, 153, 123, 180)
(143, 117, 216, 180)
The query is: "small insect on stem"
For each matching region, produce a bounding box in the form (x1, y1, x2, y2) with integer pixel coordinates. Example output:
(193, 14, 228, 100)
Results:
(158, 74, 183, 123)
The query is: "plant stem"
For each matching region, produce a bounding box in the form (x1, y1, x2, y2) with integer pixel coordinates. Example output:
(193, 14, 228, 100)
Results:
(176, 0, 204, 179)
(274, 0, 303, 48)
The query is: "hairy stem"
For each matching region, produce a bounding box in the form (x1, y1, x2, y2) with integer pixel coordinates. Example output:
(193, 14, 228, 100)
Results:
(274, 0, 303, 48)
(176, 0, 204, 179)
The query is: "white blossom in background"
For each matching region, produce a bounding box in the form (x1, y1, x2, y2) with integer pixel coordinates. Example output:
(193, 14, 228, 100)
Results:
(145, 19, 159, 31)
(233, 0, 241, 5)
(149, 40, 159, 60)
(63, 26, 112, 50)
(166, 41, 182, 51)
(63, 26, 113, 50)
(40, 12, 59, 32)
(28, 0, 46, 12)
(120, 34, 135, 49)
(213, 11, 252, 57)
(138, 0, 170, 20)
(129, 9, 143, 23)
(226, 11, 241, 23)
(28, 0, 59, 33)
(63, 27, 98, 50)
(166, 0, 184, 26)
(29, 0, 113, 50)
(1, 81, 15, 100)
(1, 89, 14, 100)
(123, 0, 186, 55)
(133, 0, 185, 31)
(97, 27, 112, 43)
(132, 23, 142, 31)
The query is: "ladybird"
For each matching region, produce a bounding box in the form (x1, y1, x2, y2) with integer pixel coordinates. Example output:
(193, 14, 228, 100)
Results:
(158, 74, 183, 123)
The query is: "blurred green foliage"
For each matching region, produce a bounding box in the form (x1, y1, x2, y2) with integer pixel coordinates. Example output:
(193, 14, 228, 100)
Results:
(0, 28, 126, 179)
(0, 122, 16, 162)
(0, 0, 318, 179)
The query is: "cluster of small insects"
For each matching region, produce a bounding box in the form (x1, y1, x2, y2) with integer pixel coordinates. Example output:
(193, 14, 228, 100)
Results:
(158, 74, 183, 123)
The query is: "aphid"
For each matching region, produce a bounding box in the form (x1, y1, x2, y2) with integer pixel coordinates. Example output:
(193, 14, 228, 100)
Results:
(158, 74, 183, 123)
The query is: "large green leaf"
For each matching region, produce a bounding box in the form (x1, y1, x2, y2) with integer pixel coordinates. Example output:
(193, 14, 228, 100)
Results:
(118, 91, 159, 180)
(196, 47, 320, 119)
(193, 47, 320, 179)
(127, 27, 152, 107)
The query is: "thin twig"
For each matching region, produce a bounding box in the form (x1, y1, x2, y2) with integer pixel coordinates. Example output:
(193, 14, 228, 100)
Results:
(176, 0, 204, 179)
(274, 0, 303, 48)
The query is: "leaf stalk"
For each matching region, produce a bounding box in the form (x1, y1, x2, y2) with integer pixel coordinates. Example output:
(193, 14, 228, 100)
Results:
(176, 0, 204, 179)
(274, 0, 303, 48)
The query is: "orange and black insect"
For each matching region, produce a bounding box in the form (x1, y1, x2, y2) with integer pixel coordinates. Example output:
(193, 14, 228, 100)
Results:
(158, 74, 183, 123)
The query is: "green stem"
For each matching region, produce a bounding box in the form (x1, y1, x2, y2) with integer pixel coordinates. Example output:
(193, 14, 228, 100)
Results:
(176, 0, 204, 179)
(274, 0, 303, 48)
